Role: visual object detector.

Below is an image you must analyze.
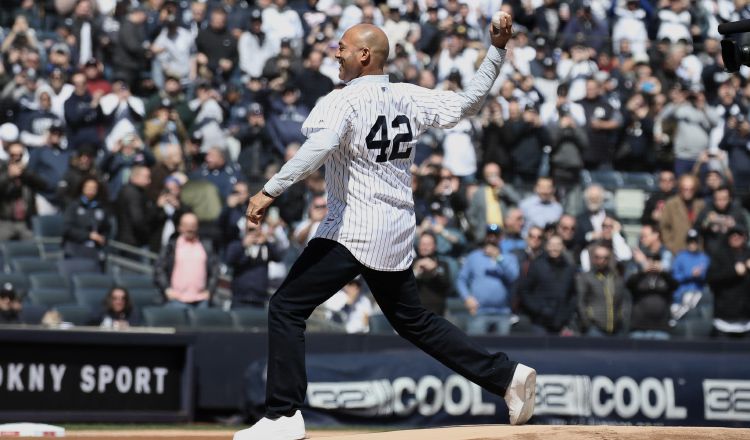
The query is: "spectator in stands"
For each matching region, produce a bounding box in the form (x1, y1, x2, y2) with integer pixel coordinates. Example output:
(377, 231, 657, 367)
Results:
(502, 101, 550, 186)
(218, 181, 252, 255)
(293, 194, 327, 246)
(641, 170, 676, 225)
(154, 173, 188, 250)
(512, 225, 545, 279)
(0, 283, 22, 325)
(695, 185, 748, 255)
(719, 112, 750, 190)
(617, 92, 656, 171)
(0, 141, 47, 240)
(151, 12, 194, 87)
(196, 7, 237, 81)
(468, 162, 521, 245)
(59, 144, 101, 206)
(267, 85, 309, 155)
(189, 146, 240, 201)
(99, 287, 139, 329)
(627, 246, 677, 340)
(155, 212, 219, 309)
(577, 243, 630, 337)
(18, 88, 63, 148)
(655, 83, 720, 176)
(27, 121, 70, 212)
(413, 231, 453, 316)
(706, 225, 750, 339)
(296, 50, 335, 111)
(556, 214, 578, 257)
(147, 143, 184, 201)
(417, 200, 466, 258)
(671, 229, 709, 322)
(62, 177, 110, 266)
(580, 217, 632, 272)
(323, 278, 373, 334)
(501, 208, 526, 255)
(577, 78, 623, 170)
(574, 184, 612, 249)
(633, 223, 674, 273)
(520, 176, 563, 235)
(101, 132, 155, 201)
(64, 71, 104, 149)
(115, 165, 160, 249)
(143, 99, 188, 152)
(111, 5, 151, 92)
(456, 226, 519, 335)
(517, 235, 577, 335)
(660, 174, 705, 254)
(238, 10, 279, 79)
(226, 218, 284, 309)
(547, 99, 588, 194)
(235, 103, 282, 183)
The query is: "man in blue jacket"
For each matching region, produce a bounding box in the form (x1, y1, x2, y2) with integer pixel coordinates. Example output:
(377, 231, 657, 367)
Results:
(456, 225, 519, 335)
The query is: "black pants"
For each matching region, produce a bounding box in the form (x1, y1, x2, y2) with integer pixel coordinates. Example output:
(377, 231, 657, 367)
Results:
(265, 238, 518, 418)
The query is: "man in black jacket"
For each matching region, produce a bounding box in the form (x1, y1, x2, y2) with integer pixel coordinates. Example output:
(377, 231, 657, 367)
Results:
(707, 225, 750, 339)
(517, 235, 577, 335)
(195, 8, 238, 80)
(112, 5, 150, 91)
(0, 141, 48, 240)
(64, 72, 104, 149)
(115, 165, 160, 249)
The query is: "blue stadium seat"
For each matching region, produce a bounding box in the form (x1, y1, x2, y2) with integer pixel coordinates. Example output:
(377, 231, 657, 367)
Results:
(72, 273, 115, 310)
(11, 258, 59, 275)
(27, 288, 75, 308)
(585, 170, 625, 190)
(622, 172, 656, 191)
(189, 308, 234, 329)
(31, 215, 65, 239)
(29, 273, 69, 290)
(55, 304, 95, 326)
(128, 287, 165, 308)
(58, 258, 102, 278)
(142, 306, 189, 328)
(1, 241, 41, 271)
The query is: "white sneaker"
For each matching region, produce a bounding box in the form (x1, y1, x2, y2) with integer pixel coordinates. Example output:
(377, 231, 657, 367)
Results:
(233, 410, 306, 440)
(504, 363, 536, 425)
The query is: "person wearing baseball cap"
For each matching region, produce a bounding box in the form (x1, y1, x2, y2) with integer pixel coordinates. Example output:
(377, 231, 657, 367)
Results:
(671, 229, 709, 322)
(707, 224, 750, 338)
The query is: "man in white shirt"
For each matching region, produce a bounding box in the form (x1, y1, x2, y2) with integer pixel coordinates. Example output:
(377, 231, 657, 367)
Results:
(236, 13, 536, 440)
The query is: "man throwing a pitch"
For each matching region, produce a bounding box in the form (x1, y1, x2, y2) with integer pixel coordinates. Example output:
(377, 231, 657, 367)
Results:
(236, 12, 535, 440)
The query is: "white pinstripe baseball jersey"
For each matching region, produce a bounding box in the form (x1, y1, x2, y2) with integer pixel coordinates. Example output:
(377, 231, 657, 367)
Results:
(266, 47, 507, 271)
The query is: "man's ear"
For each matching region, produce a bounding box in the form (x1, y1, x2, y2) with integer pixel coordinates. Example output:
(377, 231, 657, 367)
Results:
(360, 47, 371, 65)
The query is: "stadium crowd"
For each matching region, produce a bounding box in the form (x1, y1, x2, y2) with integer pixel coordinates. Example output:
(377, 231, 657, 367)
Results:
(1, 0, 750, 339)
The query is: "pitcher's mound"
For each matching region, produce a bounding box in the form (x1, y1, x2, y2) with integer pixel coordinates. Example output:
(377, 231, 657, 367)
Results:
(317, 425, 750, 440)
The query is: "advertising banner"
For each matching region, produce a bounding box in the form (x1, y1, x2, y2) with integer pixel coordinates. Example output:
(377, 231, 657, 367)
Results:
(0, 331, 194, 422)
(246, 347, 750, 427)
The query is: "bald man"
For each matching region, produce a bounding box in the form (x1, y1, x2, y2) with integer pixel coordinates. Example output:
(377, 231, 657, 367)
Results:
(237, 15, 536, 440)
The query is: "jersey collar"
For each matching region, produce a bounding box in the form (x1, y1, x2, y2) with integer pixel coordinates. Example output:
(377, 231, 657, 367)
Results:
(346, 74, 389, 87)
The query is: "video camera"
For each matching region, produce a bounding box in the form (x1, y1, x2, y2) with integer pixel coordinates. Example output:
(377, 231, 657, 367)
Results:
(719, 19, 750, 72)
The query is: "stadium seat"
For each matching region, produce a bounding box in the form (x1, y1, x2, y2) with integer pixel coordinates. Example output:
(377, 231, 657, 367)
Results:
(58, 258, 102, 278)
(1, 241, 41, 270)
(368, 314, 396, 335)
(0, 273, 29, 296)
(11, 258, 59, 275)
(115, 274, 156, 289)
(670, 317, 713, 339)
(27, 288, 75, 308)
(29, 273, 69, 290)
(31, 214, 65, 239)
(586, 170, 625, 190)
(189, 308, 234, 329)
(128, 287, 165, 308)
(614, 189, 646, 221)
(19, 304, 49, 325)
(142, 306, 189, 328)
(71, 274, 115, 310)
(622, 172, 656, 191)
(55, 304, 95, 326)
(231, 308, 268, 330)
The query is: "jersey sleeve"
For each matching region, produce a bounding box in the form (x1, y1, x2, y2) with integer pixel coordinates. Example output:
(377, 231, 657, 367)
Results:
(412, 46, 506, 130)
(301, 90, 353, 142)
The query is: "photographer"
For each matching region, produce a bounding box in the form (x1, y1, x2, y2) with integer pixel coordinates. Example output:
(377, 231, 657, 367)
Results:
(413, 232, 453, 316)
(225, 220, 284, 309)
(655, 83, 720, 176)
(0, 141, 47, 240)
(143, 99, 188, 151)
